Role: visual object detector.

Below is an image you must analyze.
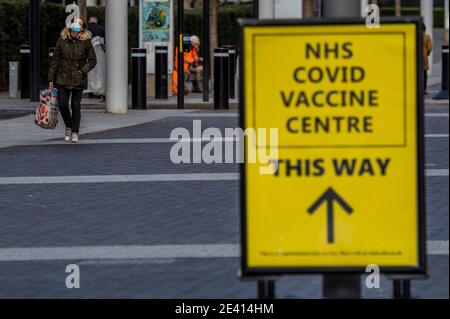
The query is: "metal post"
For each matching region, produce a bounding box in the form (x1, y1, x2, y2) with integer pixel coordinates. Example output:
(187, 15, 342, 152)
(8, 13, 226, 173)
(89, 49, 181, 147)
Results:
(323, 274, 361, 299)
(433, 45, 449, 100)
(177, 0, 184, 109)
(202, 0, 210, 102)
(213, 48, 229, 110)
(322, 0, 361, 18)
(259, 0, 275, 19)
(445, 0, 449, 42)
(402, 279, 411, 299)
(257, 280, 276, 299)
(253, 0, 259, 19)
(29, 0, 40, 102)
(9, 62, 19, 98)
(267, 280, 276, 299)
(223, 45, 236, 99)
(48, 46, 55, 93)
(393, 280, 402, 299)
(131, 48, 147, 109)
(257, 281, 266, 299)
(106, 0, 128, 114)
(393, 279, 412, 299)
(49, 47, 55, 80)
(20, 45, 30, 99)
(49, 47, 55, 61)
(360, 0, 369, 17)
(155, 46, 168, 99)
(321, 0, 362, 299)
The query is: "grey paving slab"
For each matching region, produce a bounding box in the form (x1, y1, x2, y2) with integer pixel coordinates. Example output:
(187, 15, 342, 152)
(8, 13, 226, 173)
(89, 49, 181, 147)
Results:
(0, 181, 239, 247)
(0, 104, 447, 299)
(0, 175, 446, 246)
(0, 143, 239, 177)
(425, 137, 449, 169)
(79, 116, 240, 140)
(0, 256, 446, 299)
(425, 116, 449, 135)
(0, 110, 33, 121)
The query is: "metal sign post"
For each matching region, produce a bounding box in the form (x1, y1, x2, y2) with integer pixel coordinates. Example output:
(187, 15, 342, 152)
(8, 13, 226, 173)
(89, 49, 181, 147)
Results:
(29, 0, 40, 102)
(177, 0, 184, 109)
(202, 0, 210, 102)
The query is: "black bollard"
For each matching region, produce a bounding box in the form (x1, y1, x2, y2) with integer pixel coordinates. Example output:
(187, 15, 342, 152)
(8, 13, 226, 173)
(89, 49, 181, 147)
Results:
(223, 45, 237, 99)
(48, 47, 55, 79)
(155, 46, 168, 99)
(202, 0, 210, 102)
(29, 0, 40, 102)
(20, 45, 30, 99)
(48, 47, 55, 61)
(214, 48, 229, 110)
(433, 45, 449, 100)
(131, 48, 147, 110)
(393, 279, 411, 299)
(48, 47, 55, 91)
(253, 0, 259, 18)
(323, 274, 361, 299)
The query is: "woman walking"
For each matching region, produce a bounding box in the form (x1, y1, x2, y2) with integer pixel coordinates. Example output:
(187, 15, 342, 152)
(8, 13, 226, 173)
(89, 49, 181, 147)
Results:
(48, 17, 97, 143)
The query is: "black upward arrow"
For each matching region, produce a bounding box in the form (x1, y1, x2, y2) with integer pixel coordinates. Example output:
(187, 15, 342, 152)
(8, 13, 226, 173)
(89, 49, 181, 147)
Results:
(307, 187, 353, 244)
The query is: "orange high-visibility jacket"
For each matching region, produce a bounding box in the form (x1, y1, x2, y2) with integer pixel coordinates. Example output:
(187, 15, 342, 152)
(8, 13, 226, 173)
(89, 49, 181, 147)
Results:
(172, 47, 199, 94)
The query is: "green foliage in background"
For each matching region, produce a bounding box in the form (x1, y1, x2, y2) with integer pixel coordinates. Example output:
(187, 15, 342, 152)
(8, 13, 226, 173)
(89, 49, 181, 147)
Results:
(0, 1, 445, 91)
(0, 1, 137, 90)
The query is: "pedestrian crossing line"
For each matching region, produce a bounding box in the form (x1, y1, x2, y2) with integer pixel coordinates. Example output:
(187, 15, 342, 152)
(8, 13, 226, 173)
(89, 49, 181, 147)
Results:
(424, 113, 449, 117)
(24, 133, 448, 146)
(0, 169, 447, 185)
(177, 113, 239, 117)
(32, 137, 240, 146)
(0, 173, 240, 185)
(165, 113, 448, 118)
(426, 169, 449, 176)
(0, 241, 447, 261)
(425, 134, 449, 138)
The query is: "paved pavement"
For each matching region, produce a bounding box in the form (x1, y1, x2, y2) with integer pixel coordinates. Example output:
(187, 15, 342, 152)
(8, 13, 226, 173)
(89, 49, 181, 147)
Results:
(0, 85, 448, 299)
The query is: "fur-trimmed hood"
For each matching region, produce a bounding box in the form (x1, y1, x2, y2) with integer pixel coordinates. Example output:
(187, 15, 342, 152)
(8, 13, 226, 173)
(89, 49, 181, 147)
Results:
(61, 27, 92, 41)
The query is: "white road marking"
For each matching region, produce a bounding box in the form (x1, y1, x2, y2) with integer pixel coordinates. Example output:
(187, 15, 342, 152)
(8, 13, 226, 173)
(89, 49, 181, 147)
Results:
(0, 173, 239, 185)
(0, 244, 238, 261)
(29, 137, 239, 146)
(426, 169, 449, 176)
(425, 134, 449, 138)
(0, 241, 447, 261)
(0, 169, 447, 185)
(427, 240, 449, 256)
(18, 133, 447, 146)
(425, 113, 449, 117)
(178, 113, 238, 117)
(182, 113, 447, 118)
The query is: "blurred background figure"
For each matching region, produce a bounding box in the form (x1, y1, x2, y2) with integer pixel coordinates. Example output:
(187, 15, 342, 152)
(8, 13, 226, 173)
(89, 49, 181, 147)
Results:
(172, 34, 203, 95)
(423, 22, 433, 95)
(87, 16, 106, 99)
(87, 16, 105, 39)
(187, 35, 203, 93)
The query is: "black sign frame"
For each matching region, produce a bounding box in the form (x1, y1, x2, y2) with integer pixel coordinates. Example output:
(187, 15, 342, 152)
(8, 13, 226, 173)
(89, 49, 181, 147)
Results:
(239, 17, 426, 277)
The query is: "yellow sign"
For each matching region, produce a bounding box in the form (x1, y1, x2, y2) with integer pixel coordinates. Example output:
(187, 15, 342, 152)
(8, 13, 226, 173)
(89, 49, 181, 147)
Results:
(241, 20, 425, 274)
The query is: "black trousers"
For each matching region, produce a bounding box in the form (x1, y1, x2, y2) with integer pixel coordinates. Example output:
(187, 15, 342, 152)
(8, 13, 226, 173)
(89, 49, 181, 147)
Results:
(58, 87, 83, 133)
